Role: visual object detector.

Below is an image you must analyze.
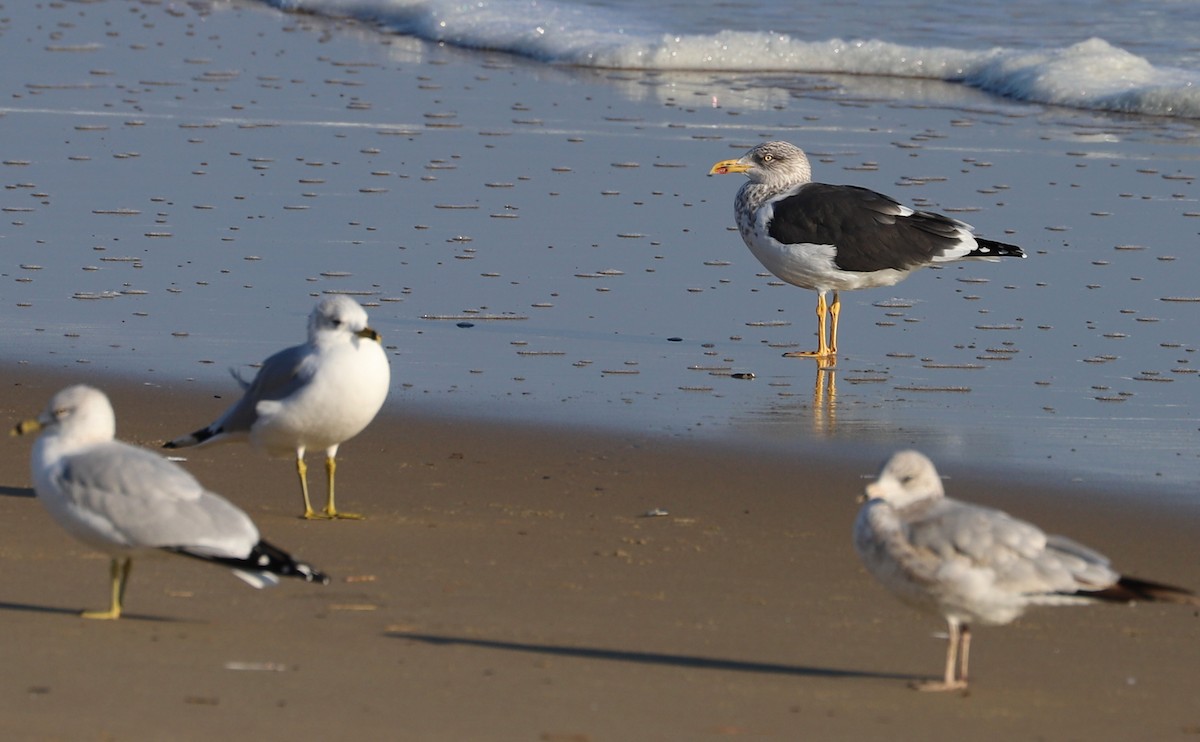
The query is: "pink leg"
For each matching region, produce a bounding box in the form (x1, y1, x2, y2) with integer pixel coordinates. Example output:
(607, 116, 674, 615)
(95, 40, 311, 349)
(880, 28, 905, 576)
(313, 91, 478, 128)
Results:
(912, 619, 970, 692)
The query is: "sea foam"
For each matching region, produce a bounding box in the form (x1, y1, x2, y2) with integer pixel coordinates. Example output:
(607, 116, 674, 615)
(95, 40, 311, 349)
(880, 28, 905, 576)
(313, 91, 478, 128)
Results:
(269, 0, 1200, 118)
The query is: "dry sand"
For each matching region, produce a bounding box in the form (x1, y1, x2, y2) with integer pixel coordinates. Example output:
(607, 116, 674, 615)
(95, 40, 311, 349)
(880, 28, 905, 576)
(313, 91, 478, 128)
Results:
(2, 365, 1199, 741)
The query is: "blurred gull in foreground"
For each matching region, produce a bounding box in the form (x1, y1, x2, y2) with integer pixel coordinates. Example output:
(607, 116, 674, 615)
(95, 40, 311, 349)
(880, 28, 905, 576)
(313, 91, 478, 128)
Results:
(853, 449, 1199, 692)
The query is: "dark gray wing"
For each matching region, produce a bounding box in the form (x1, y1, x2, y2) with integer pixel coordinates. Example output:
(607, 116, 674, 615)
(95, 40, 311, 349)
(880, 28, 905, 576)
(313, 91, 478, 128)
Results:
(766, 183, 974, 273)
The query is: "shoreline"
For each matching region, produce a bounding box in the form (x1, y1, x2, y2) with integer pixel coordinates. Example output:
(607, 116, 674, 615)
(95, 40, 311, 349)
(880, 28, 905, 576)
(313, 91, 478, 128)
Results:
(11, 353, 1199, 509)
(4, 0, 1199, 501)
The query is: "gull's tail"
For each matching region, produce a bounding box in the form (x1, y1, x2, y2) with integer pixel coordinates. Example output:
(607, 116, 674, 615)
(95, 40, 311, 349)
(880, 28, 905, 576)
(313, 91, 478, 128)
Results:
(1091, 575, 1200, 606)
(164, 368, 251, 449)
(163, 425, 220, 449)
(168, 540, 331, 588)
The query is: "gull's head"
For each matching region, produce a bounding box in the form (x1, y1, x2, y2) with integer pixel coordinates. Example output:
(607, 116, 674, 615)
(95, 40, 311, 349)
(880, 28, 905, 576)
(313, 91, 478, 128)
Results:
(12, 385, 117, 446)
(308, 295, 382, 345)
(708, 141, 813, 189)
(863, 450, 944, 507)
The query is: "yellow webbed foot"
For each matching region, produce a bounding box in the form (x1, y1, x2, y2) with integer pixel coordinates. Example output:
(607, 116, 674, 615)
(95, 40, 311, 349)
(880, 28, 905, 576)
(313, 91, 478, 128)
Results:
(782, 349, 837, 366)
(81, 607, 121, 620)
(323, 509, 364, 521)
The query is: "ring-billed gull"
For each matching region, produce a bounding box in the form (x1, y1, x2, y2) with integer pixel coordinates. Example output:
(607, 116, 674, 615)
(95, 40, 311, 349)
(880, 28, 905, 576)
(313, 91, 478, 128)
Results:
(854, 449, 1199, 692)
(11, 385, 329, 620)
(708, 142, 1025, 363)
(165, 296, 391, 520)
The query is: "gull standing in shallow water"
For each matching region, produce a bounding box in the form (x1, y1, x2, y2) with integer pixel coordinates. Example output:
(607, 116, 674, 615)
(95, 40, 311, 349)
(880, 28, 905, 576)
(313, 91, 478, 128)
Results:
(12, 385, 329, 620)
(166, 296, 390, 520)
(709, 141, 1026, 363)
(854, 450, 1200, 692)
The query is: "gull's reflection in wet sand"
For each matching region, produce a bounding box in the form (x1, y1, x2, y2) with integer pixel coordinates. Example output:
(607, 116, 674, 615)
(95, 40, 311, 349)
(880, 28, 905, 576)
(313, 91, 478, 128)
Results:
(811, 360, 837, 435)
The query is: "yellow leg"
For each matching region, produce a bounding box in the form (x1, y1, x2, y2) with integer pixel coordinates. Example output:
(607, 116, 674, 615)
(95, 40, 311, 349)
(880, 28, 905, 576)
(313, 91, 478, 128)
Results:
(297, 454, 321, 520)
(828, 291, 841, 356)
(324, 454, 364, 520)
(783, 291, 836, 362)
(83, 557, 131, 620)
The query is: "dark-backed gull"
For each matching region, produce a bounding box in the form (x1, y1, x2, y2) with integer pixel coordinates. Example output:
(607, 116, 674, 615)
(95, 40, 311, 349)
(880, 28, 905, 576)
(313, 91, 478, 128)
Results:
(855, 450, 1199, 692)
(709, 141, 1025, 362)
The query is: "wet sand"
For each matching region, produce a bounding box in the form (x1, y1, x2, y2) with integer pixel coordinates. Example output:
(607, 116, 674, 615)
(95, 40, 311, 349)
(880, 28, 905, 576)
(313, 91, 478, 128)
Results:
(3, 366, 1200, 740)
(5, 0, 1200, 494)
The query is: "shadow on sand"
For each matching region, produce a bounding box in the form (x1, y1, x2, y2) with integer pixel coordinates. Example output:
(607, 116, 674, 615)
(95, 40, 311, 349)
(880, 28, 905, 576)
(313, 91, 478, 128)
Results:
(0, 600, 189, 622)
(387, 631, 919, 683)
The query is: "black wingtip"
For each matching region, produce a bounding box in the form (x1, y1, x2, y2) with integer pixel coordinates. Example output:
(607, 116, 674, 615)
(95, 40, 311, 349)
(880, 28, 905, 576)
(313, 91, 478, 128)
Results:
(163, 426, 218, 449)
(973, 237, 1026, 259)
(251, 539, 331, 584)
(168, 540, 330, 585)
(1093, 576, 1200, 606)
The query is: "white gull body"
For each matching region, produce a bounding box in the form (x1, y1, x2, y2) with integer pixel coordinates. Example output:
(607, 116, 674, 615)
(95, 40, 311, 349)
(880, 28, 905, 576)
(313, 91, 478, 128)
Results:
(14, 385, 327, 619)
(166, 295, 390, 519)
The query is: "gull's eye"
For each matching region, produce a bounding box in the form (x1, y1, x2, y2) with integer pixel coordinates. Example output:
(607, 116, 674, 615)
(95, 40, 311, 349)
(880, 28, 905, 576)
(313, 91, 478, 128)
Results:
(762, 154, 773, 162)
(54, 407, 70, 419)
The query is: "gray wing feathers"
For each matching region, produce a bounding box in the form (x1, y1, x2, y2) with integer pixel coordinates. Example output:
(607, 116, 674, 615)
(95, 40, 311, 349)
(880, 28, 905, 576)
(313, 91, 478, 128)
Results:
(905, 500, 1118, 595)
(55, 443, 258, 556)
(228, 366, 252, 391)
(1042, 534, 1120, 590)
(212, 343, 314, 435)
(907, 501, 1045, 561)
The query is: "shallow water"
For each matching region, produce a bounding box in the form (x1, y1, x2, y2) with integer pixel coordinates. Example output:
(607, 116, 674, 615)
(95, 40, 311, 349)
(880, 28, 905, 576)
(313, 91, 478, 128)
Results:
(3, 2, 1199, 498)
